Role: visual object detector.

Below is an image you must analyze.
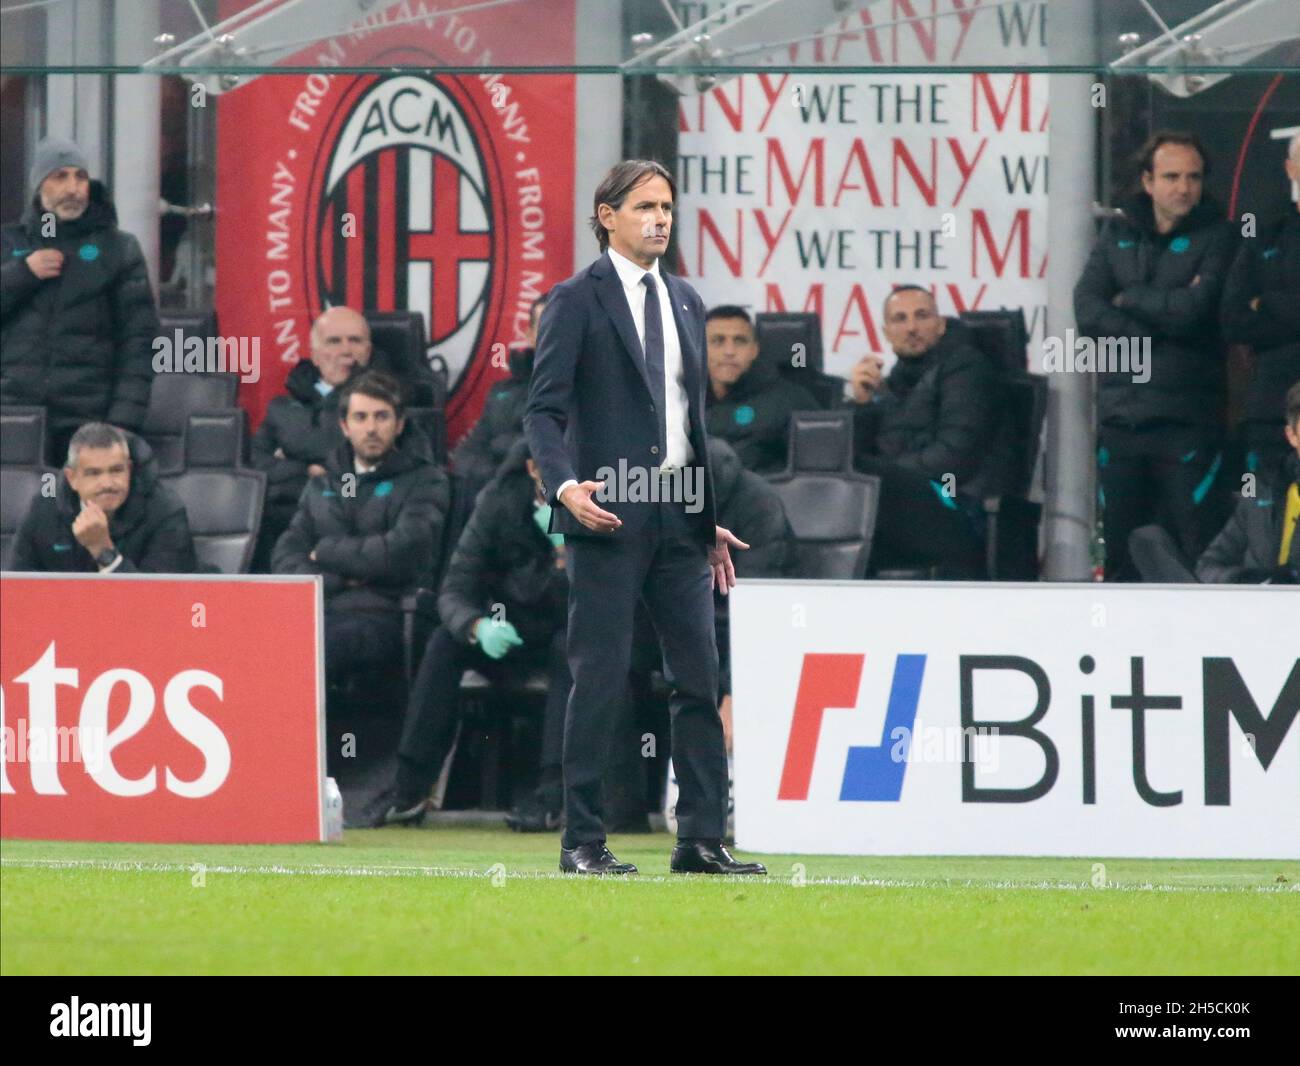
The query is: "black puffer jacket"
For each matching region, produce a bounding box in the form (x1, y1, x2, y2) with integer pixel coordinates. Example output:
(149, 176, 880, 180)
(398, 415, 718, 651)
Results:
(1074, 195, 1236, 428)
(709, 437, 792, 578)
(1195, 453, 1299, 583)
(0, 181, 158, 433)
(250, 359, 347, 514)
(852, 319, 1000, 496)
(11, 433, 195, 573)
(437, 448, 568, 647)
(451, 347, 533, 491)
(706, 357, 817, 474)
(1221, 211, 1300, 426)
(251, 350, 409, 516)
(271, 436, 449, 613)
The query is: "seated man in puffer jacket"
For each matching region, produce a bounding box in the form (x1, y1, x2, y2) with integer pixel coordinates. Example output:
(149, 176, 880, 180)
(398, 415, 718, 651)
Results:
(11, 421, 195, 574)
(369, 437, 571, 828)
(272, 369, 450, 695)
(1196, 381, 1300, 585)
(847, 285, 1000, 579)
(250, 306, 402, 569)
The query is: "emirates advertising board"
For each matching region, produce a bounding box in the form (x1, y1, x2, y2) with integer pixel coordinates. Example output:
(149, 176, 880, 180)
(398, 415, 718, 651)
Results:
(0, 575, 325, 844)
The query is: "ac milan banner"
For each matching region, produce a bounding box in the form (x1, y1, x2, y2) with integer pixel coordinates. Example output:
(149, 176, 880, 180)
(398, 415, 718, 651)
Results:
(676, 0, 1050, 378)
(215, 0, 576, 438)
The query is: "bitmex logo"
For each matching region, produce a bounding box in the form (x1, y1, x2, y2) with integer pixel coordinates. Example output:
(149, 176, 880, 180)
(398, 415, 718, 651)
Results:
(777, 653, 1300, 805)
(779, 654, 926, 801)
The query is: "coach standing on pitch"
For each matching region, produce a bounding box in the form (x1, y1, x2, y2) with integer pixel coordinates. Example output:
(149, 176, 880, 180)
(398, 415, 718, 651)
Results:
(525, 160, 765, 876)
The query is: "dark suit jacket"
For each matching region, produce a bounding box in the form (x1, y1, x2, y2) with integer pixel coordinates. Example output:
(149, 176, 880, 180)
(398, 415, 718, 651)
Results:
(524, 251, 717, 543)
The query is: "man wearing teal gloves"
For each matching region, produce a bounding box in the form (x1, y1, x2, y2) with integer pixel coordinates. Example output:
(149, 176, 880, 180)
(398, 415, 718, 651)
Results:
(369, 440, 571, 827)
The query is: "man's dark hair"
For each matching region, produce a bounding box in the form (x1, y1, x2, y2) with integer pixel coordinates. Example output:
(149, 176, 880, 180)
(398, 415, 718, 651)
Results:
(883, 284, 934, 314)
(589, 159, 677, 253)
(1286, 381, 1300, 429)
(1137, 131, 1209, 177)
(705, 305, 754, 330)
(66, 422, 129, 468)
(339, 369, 404, 420)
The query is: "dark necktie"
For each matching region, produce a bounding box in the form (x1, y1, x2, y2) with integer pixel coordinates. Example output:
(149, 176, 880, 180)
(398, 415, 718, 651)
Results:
(641, 272, 668, 463)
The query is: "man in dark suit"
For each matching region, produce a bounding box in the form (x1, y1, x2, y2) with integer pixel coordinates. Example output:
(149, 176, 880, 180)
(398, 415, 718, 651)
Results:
(525, 159, 766, 876)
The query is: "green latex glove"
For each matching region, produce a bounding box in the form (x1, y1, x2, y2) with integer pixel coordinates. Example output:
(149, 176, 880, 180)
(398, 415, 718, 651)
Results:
(533, 503, 565, 547)
(474, 617, 524, 660)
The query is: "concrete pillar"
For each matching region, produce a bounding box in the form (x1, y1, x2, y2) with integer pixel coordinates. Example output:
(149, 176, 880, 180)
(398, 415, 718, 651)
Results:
(112, 3, 162, 295)
(1043, 0, 1100, 580)
(44, 0, 107, 175)
(572, 0, 625, 270)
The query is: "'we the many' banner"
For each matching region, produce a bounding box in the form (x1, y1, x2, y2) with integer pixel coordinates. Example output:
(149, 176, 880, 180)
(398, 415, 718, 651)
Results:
(675, 0, 1050, 378)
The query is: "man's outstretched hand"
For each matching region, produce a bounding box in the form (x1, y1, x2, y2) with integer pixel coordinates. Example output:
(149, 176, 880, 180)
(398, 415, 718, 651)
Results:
(711, 526, 749, 595)
(560, 480, 622, 534)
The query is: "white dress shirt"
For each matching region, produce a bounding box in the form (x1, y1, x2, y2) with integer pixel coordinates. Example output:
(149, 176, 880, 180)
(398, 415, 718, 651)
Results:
(607, 245, 693, 471)
(557, 248, 695, 504)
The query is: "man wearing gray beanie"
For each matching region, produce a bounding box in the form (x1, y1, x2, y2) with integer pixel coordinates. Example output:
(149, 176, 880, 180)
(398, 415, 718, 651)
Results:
(1, 136, 159, 461)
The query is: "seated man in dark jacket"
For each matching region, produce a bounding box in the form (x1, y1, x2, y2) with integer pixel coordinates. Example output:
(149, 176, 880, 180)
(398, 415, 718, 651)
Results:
(12, 421, 195, 573)
(1196, 380, 1300, 584)
(1221, 134, 1300, 477)
(251, 305, 400, 569)
(847, 286, 999, 579)
(272, 370, 449, 698)
(0, 138, 158, 462)
(705, 305, 817, 474)
(371, 437, 571, 828)
(451, 292, 549, 497)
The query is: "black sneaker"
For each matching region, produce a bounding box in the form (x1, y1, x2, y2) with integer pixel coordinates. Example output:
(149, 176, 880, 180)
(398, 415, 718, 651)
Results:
(365, 789, 427, 828)
(504, 793, 562, 833)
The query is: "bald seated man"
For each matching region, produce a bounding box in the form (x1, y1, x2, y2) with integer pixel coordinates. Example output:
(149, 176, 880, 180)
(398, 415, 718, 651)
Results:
(251, 305, 406, 569)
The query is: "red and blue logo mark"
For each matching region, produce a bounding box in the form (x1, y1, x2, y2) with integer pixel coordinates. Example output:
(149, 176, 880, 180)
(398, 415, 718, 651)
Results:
(777, 653, 927, 802)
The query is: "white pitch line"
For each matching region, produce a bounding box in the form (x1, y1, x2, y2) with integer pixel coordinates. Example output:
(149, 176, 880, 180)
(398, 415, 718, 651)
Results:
(1, 857, 1294, 893)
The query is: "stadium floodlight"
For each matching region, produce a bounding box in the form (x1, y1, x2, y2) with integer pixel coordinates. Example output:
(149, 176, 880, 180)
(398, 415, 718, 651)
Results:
(1109, 0, 1300, 97)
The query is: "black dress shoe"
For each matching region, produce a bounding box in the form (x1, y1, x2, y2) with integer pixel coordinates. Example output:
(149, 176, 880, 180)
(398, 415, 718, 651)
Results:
(559, 843, 638, 875)
(670, 839, 767, 875)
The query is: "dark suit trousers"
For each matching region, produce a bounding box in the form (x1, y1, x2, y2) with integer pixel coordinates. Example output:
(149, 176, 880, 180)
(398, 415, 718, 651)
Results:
(563, 499, 727, 847)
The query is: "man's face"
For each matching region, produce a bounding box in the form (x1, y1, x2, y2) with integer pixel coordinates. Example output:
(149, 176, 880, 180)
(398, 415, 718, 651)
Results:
(707, 316, 760, 390)
(312, 308, 373, 386)
(65, 444, 131, 516)
(1285, 419, 1299, 461)
(1286, 139, 1299, 205)
(600, 174, 673, 267)
(39, 166, 90, 222)
(883, 290, 945, 358)
(341, 392, 403, 465)
(1142, 143, 1204, 228)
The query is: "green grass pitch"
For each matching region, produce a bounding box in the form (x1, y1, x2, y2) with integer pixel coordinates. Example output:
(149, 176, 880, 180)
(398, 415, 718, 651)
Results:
(3, 828, 1297, 975)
